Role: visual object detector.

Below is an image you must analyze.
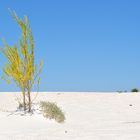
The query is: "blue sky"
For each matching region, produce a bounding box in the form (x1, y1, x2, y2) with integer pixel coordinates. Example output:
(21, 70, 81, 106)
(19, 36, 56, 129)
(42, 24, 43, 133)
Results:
(0, 0, 140, 92)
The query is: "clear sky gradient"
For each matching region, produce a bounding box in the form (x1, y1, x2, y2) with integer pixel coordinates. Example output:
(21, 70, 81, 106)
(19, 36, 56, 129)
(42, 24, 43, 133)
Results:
(0, 0, 140, 92)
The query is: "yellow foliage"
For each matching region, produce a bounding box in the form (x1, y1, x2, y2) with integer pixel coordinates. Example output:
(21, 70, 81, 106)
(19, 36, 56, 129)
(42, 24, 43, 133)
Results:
(1, 11, 43, 112)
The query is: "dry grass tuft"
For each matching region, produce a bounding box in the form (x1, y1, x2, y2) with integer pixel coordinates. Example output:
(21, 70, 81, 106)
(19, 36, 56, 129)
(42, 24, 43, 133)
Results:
(40, 101, 65, 123)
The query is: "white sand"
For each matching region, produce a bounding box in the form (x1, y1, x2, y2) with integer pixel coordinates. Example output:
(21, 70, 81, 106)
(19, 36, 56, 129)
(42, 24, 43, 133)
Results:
(0, 92, 140, 140)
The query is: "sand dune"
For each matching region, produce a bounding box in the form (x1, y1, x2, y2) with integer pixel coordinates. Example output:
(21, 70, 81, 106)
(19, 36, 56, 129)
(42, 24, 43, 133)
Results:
(0, 92, 140, 140)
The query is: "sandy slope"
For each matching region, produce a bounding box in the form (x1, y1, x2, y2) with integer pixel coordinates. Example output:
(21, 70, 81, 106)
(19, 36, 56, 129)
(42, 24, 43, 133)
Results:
(0, 92, 140, 140)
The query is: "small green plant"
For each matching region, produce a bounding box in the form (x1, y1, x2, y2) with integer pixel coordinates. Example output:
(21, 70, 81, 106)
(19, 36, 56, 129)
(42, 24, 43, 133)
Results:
(40, 101, 65, 123)
(131, 88, 139, 92)
(117, 91, 123, 93)
(117, 90, 127, 93)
